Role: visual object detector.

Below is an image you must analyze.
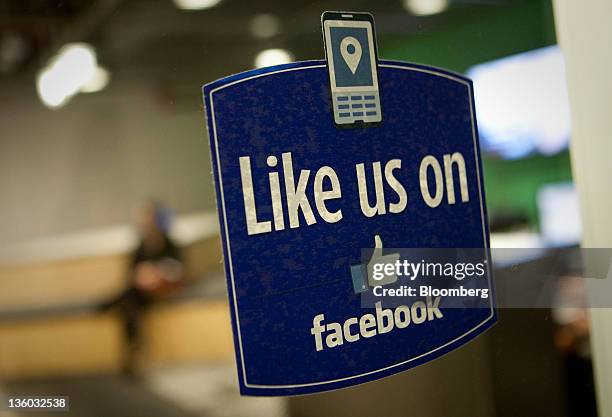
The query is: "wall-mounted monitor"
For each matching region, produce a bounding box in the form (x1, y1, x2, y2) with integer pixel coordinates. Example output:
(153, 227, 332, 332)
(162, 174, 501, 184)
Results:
(468, 46, 572, 159)
(537, 182, 582, 247)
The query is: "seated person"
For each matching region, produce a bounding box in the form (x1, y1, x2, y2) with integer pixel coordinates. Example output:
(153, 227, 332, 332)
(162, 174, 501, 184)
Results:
(101, 200, 184, 373)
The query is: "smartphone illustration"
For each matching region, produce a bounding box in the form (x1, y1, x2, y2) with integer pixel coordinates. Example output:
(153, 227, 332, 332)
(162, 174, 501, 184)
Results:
(322, 11, 382, 126)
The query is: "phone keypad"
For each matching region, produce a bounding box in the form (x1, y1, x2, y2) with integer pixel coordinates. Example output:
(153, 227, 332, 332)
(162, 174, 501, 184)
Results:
(333, 92, 381, 124)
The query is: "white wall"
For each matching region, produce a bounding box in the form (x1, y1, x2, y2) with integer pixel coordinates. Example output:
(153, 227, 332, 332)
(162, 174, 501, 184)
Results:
(553, 1, 612, 415)
(0, 76, 215, 245)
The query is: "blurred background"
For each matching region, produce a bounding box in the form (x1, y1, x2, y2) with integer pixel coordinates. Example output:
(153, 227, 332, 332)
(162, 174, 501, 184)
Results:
(0, 0, 597, 416)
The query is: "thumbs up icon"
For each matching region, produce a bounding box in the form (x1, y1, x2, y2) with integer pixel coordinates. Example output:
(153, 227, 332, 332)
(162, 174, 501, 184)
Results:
(366, 235, 400, 287)
(349, 235, 400, 294)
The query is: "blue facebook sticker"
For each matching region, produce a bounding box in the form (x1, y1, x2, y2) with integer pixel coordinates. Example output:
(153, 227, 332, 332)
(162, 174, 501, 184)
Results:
(203, 59, 496, 396)
(202, 11, 495, 398)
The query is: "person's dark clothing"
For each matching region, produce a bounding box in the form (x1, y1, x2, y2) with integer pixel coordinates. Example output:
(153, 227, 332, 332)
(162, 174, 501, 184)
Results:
(131, 234, 180, 267)
(101, 233, 181, 372)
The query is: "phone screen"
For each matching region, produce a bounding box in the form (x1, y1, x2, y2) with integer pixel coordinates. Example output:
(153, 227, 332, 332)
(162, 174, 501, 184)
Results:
(323, 13, 382, 125)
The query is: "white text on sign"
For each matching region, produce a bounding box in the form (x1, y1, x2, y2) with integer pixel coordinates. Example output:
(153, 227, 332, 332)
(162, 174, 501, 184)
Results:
(239, 152, 470, 235)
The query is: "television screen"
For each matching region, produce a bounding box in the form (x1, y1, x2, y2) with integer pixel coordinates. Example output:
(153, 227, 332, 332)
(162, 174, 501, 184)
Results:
(537, 182, 582, 247)
(467, 46, 572, 159)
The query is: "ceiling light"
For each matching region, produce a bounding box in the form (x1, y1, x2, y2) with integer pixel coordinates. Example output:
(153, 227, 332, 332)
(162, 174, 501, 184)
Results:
(36, 43, 109, 109)
(80, 67, 110, 93)
(37, 68, 70, 108)
(403, 0, 448, 16)
(0, 32, 29, 74)
(173, 0, 221, 10)
(250, 14, 280, 39)
(254, 48, 294, 69)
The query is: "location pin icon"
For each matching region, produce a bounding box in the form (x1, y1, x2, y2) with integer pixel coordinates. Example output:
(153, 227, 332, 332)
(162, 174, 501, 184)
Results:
(340, 36, 362, 74)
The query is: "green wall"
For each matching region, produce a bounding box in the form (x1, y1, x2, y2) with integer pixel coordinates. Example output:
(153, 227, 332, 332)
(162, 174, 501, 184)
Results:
(380, 0, 557, 73)
(379, 0, 571, 227)
(482, 152, 573, 227)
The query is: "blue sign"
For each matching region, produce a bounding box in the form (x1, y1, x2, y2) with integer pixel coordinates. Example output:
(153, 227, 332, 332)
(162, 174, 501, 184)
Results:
(203, 14, 495, 396)
(204, 12, 497, 395)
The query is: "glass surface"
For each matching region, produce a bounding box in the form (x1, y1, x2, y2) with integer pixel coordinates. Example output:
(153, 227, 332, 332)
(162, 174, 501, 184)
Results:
(0, 1, 599, 416)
